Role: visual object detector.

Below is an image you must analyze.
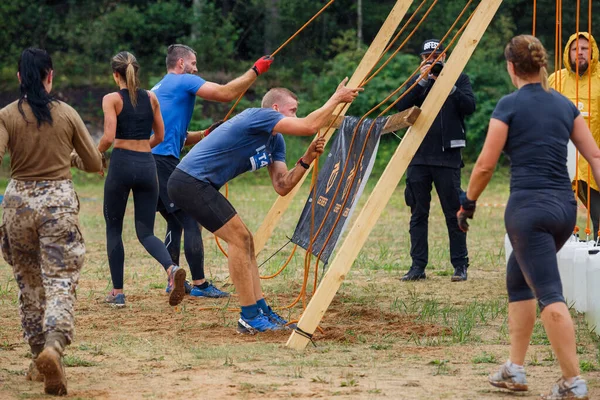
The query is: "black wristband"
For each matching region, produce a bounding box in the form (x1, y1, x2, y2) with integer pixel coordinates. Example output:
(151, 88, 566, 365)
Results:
(297, 158, 310, 169)
(252, 66, 260, 76)
(459, 191, 476, 210)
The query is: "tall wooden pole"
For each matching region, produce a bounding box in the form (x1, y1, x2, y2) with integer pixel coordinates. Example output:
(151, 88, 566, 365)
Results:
(286, 0, 505, 351)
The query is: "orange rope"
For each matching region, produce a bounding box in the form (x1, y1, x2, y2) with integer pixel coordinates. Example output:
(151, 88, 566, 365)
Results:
(193, 1, 474, 334)
(362, 0, 432, 87)
(313, 4, 475, 271)
(299, 0, 445, 311)
(278, 0, 443, 316)
(573, 0, 592, 238)
(260, 245, 298, 279)
(271, 0, 335, 58)
(306, 0, 472, 264)
(223, 0, 335, 121)
(214, 0, 335, 256)
(590, 0, 598, 238)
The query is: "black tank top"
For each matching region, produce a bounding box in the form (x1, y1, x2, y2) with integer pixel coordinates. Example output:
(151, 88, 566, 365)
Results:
(115, 89, 154, 140)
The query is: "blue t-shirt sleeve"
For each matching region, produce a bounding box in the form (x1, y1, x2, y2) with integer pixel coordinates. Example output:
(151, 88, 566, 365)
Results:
(249, 108, 286, 135)
(181, 74, 206, 95)
(491, 95, 514, 125)
(272, 134, 286, 163)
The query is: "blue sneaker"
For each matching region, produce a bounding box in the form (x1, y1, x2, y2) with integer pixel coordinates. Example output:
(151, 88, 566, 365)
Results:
(237, 311, 284, 334)
(264, 307, 295, 329)
(166, 265, 186, 306)
(166, 280, 193, 295)
(190, 283, 230, 298)
(105, 292, 126, 308)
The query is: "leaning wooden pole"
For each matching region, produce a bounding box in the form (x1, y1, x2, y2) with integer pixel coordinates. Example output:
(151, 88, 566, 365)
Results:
(287, 0, 504, 351)
(252, 0, 415, 256)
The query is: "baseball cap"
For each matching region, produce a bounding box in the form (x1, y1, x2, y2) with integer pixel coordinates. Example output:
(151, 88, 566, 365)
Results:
(420, 39, 445, 55)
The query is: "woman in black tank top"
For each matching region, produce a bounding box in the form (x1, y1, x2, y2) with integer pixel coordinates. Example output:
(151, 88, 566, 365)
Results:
(98, 51, 186, 308)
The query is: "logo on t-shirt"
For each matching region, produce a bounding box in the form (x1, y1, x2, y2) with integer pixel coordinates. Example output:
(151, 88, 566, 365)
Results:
(250, 145, 272, 171)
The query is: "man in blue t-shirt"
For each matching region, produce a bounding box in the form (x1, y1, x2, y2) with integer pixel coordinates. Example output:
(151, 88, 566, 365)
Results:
(167, 79, 361, 333)
(151, 44, 273, 299)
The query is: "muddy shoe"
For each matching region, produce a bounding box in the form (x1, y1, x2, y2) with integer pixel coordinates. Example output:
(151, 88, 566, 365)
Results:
(35, 347, 67, 396)
(105, 292, 126, 308)
(167, 265, 186, 306)
(25, 360, 44, 382)
(488, 361, 528, 391)
(540, 376, 588, 399)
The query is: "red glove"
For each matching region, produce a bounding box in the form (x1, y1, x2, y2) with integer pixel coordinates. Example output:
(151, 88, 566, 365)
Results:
(205, 120, 224, 137)
(252, 56, 274, 76)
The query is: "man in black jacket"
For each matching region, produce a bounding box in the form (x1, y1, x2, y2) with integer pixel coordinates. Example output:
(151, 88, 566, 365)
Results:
(395, 39, 476, 282)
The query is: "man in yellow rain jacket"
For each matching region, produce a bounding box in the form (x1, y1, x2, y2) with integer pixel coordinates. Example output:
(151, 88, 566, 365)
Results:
(549, 32, 600, 238)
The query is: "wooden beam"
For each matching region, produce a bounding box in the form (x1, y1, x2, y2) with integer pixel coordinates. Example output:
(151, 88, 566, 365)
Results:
(327, 106, 421, 134)
(252, 0, 415, 257)
(286, 0, 504, 351)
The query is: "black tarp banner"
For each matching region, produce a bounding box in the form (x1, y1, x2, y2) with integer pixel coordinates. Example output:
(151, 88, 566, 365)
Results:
(291, 115, 388, 264)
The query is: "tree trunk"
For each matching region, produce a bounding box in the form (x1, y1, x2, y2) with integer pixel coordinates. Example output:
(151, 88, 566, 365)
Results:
(357, 0, 363, 49)
(190, 0, 204, 41)
(264, 0, 280, 55)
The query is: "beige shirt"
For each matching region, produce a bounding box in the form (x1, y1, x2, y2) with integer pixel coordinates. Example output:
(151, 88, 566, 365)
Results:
(0, 100, 102, 180)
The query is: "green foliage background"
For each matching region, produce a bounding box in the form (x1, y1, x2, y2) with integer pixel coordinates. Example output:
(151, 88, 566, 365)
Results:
(0, 0, 597, 172)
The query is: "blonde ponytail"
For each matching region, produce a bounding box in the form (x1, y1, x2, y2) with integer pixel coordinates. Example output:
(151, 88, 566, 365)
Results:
(125, 62, 138, 107)
(111, 51, 141, 107)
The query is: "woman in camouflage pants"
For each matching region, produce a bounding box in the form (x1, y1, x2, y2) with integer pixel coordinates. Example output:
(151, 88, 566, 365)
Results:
(0, 48, 102, 396)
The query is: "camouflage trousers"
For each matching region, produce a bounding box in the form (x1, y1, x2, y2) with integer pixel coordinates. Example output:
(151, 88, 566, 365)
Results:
(0, 179, 85, 349)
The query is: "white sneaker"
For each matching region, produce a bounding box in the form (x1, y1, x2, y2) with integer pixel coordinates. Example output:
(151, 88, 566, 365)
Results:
(540, 376, 588, 399)
(488, 361, 528, 391)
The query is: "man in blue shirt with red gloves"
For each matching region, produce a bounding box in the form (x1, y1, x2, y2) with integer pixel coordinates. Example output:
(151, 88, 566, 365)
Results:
(167, 79, 361, 333)
(151, 44, 273, 300)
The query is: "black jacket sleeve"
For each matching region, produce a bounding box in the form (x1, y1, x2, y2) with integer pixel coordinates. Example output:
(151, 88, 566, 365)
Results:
(394, 77, 430, 112)
(449, 73, 476, 116)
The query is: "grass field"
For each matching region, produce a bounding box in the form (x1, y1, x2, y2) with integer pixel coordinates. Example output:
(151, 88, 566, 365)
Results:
(0, 167, 599, 399)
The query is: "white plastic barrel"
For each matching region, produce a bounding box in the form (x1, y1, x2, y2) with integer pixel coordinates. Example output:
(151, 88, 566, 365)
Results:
(586, 248, 600, 333)
(557, 235, 581, 304)
(573, 246, 590, 312)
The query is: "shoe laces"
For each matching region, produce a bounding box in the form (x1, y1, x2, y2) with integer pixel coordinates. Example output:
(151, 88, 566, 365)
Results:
(266, 308, 288, 325)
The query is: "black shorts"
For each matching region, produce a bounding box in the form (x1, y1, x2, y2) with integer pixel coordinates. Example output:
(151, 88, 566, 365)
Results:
(153, 154, 180, 213)
(167, 168, 237, 233)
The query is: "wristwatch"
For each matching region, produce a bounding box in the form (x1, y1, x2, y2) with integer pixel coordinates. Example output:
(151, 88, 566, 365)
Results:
(297, 157, 310, 169)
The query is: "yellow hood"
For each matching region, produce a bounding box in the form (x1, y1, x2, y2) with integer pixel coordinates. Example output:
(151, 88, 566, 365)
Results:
(563, 32, 598, 76)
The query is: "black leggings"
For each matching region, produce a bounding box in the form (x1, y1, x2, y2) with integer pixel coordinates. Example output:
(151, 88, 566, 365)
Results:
(159, 209, 205, 281)
(505, 189, 577, 311)
(104, 149, 173, 289)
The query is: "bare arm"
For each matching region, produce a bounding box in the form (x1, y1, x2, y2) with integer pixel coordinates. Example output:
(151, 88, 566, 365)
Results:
(571, 115, 600, 184)
(272, 78, 362, 136)
(196, 70, 257, 102)
(148, 91, 164, 148)
(267, 136, 325, 196)
(466, 119, 508, 200)
(98, 93, 119, 152)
